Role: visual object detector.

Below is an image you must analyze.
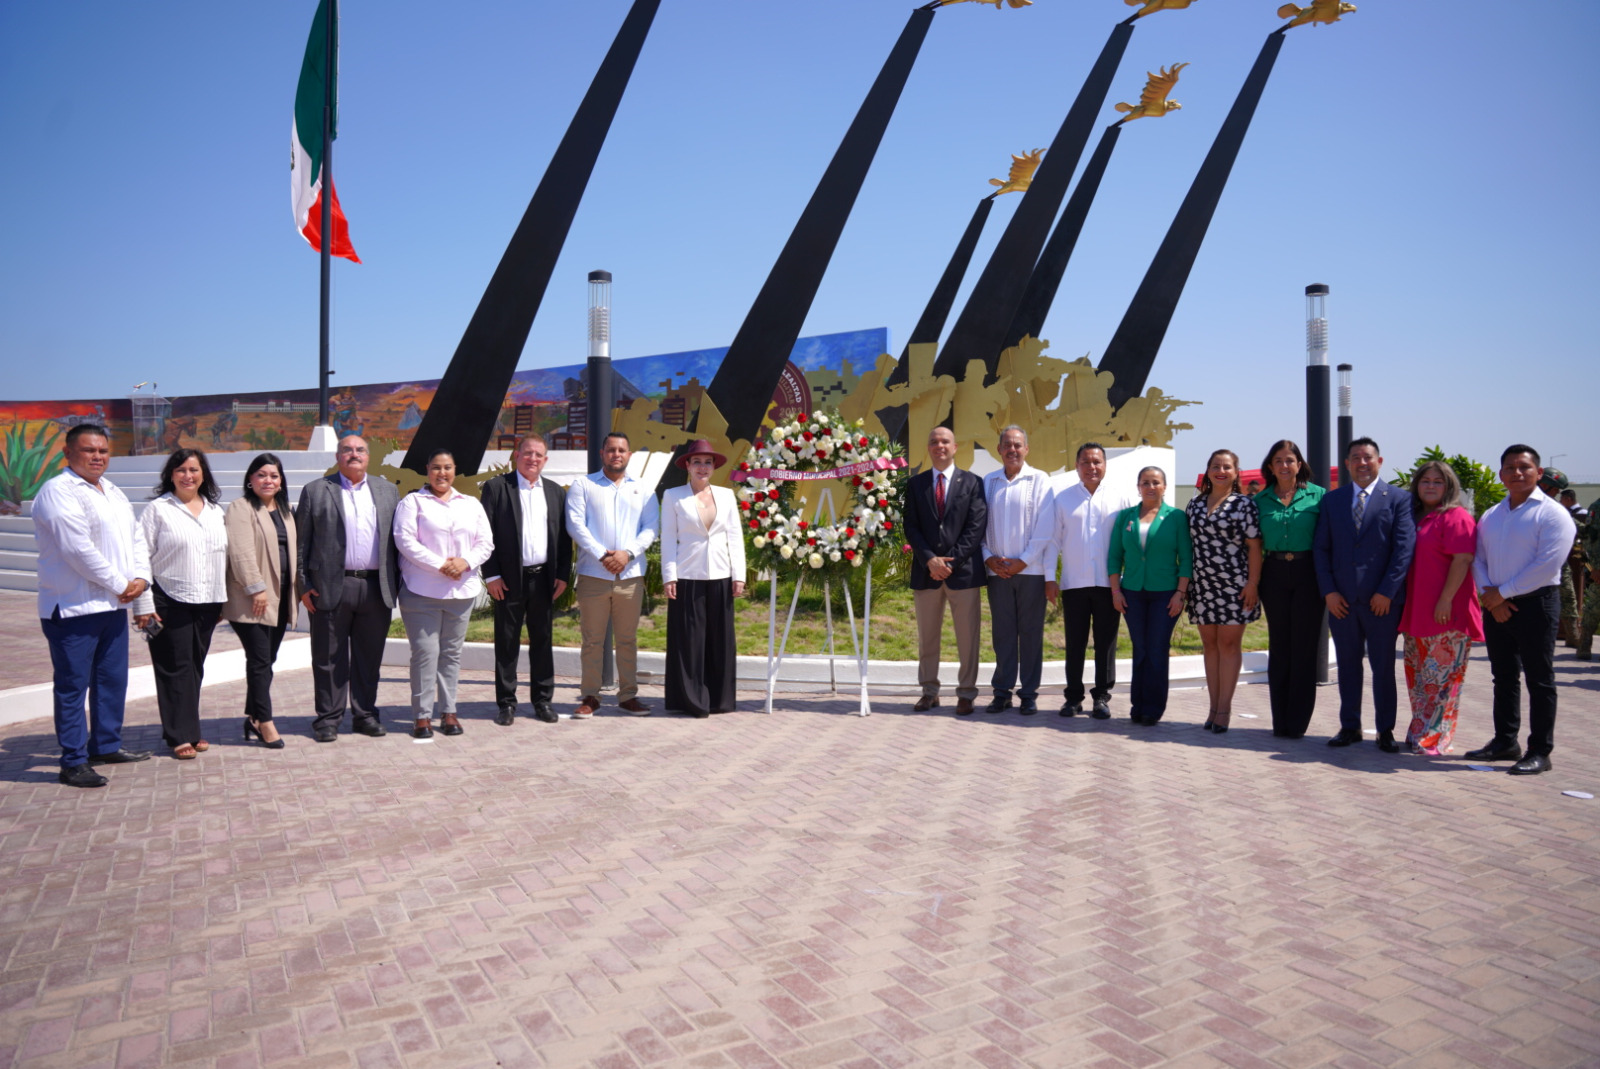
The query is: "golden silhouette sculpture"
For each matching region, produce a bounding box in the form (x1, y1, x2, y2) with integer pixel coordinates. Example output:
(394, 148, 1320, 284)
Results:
(941, 0, 1033, 10)
(1124, 0, 1201, 18)
(1277, 1, 1356, 28)
(1114, 63, 1189, 122)
(988, 149, 1045, 197)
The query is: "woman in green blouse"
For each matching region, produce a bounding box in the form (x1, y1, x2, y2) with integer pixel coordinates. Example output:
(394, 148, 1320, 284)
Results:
(1109, 467, 1193, 725)
(1254, 440, 1327, 738)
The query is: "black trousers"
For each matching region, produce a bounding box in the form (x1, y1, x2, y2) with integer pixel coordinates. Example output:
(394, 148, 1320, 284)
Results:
(309, 574, 389, 732)
(1259, 555, 1323, 738)
(493, 565, 557, 709)
(149, 584, 221, 747)
(665, 578, 737, 717)
(233, 621, 287, 722)
(1061, 585, 1119, 705)
(1483, 585, 1559, 756)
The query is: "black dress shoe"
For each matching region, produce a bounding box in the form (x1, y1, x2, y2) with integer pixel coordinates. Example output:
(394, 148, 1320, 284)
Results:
(533, 703, 559, 724)
(1376, 731, 1400, 753)
(1462, 741, 1522, 762)
(1090, 700, 1111, 720)
(89, 749, 152, 764)
(1059, 702, 1082, 718)
(351, 720, 387, 737)
(495, 707, 516, 726)
(313, 729, 337, 743)
(59, 763, 108, 788)
(1508, 753, 1552, 776)
(1018, 701, 1038, 716)
(1326, 729, 1363, 748)
(985, 697, 1012, 715)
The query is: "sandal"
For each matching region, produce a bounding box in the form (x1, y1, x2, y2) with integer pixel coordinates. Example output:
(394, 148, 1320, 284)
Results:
(172, 743, 197, 760)
(193, 739, 210, 752)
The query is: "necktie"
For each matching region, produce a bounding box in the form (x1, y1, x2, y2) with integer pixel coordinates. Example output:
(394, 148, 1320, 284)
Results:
(1354, 488, 1368, 531)
(935, 472, 946, 518)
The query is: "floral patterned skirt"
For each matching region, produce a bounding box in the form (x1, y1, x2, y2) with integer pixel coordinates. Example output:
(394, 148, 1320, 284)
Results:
(1403, 631, 1473, 755)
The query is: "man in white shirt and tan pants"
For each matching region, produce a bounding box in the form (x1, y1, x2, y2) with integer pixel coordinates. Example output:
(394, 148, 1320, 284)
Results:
(982, 426, 1055, 715)
(566, 432, 659, 718)
(33, 424, 153, 787)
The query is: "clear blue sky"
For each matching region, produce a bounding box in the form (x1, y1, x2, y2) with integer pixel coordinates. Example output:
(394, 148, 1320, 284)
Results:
(2, 2, 1595, 481)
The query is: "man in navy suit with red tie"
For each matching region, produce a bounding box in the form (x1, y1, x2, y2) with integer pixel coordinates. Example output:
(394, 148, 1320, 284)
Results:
(905, 426, 987, 715)
(1314, 437, 1416, 751)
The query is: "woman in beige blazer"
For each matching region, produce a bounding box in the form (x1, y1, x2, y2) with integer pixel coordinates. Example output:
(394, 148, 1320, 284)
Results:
(661, 440, 747, 717)
(223, 453, 298, 748)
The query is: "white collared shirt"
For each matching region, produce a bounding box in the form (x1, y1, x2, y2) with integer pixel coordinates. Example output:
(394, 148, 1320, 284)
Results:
(394, 488, 494, 600)
(33, 468, 150, 618)
(1048, 478, 1136, 589)
(565, 471, 659, 581)
(1473, 487, 1576, 599)
(339, 473, 380, 571)
(981, 464, 1055, 576)
(518, 472, 549, 567)
(132, 493, 228, 612)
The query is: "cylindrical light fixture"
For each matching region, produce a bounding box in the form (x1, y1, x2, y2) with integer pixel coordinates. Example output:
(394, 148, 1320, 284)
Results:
(585, 270, 615, 479)
(1303, 283, 1332, 685)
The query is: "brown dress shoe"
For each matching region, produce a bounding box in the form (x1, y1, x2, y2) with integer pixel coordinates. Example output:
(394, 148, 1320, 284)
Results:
(618, 698, 652, 716)
(954, 698, 976, 716)
(412, 718, 433, 739)
(574, 696, 599, 719)
(439, 713, 463, 736)
(913, 696, 940, 712)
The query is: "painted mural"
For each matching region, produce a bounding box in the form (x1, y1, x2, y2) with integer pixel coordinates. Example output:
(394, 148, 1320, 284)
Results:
(0, 329, 888, 507)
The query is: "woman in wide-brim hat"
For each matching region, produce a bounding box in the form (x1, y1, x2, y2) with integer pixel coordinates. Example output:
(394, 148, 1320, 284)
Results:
(661, 439, 746, 717)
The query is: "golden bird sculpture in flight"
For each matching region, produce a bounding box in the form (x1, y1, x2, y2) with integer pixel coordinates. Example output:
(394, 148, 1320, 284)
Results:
(1114, 63, 1189, 122)
(1277, 0, 1356, 27)
(988, 149, 1045, 197)
(940, 0, 1034, 10)
(1124, 0, 1201, 18)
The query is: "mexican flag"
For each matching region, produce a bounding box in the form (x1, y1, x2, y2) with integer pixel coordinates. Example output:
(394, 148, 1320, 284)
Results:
(290, 0, 360, 262)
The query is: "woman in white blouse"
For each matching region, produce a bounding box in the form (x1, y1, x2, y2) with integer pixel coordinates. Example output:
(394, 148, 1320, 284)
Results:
(132, 449, 228, 759)
(661, 440, 746, 718)
(394, 449, 494, 739)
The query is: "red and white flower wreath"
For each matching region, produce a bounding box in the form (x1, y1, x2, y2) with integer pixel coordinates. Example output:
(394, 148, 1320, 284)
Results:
(732, 410, 906, 582)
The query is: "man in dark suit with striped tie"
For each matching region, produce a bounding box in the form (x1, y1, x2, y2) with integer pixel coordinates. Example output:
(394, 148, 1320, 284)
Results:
(1313, 437, 1416, 751)
(904, 426, 988, 715)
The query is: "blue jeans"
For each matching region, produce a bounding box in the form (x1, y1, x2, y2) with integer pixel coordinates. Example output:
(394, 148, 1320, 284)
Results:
(1123, 589, 1178, 721)
(40, 608, 129, 768)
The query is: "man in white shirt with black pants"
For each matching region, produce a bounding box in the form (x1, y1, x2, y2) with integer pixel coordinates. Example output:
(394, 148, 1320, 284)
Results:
(1464, 444, 1577, 775)
(982, 426, 1055, 715)
(33, 424, 153, 787)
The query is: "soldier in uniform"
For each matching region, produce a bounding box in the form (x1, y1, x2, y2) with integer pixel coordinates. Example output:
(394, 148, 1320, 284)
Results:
(1578, 494, 1600, 661)
(1539, 470, 1580, 646)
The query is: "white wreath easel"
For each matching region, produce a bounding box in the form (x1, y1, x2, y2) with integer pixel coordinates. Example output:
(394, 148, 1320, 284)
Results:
(763, 486, 872, 717)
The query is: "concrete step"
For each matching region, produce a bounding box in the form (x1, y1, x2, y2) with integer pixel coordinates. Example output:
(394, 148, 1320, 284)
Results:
(0, 569, 36, 592)
(0, 532, 35, 553)
(0, 514, 35, 533)
(0, 550, 38, 574)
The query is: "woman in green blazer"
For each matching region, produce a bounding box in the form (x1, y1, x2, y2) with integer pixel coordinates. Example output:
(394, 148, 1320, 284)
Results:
(1108, 467, 1193, 724)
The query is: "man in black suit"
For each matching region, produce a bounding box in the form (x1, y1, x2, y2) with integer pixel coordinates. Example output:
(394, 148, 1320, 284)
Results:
(482, 434, 572, 725)
(1313, 436, 1415, 752)
(904, 426, 988, 715)
(295, 435, 401, 742)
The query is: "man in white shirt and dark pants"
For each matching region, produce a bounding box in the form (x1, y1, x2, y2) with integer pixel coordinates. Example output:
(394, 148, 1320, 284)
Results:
(982, 426, 1055, 715)
(566, 432, 659, 718)
(1046, 443, 1135, 718)
(33, 424, 153, 787)
(1464, 444, 1577, 775)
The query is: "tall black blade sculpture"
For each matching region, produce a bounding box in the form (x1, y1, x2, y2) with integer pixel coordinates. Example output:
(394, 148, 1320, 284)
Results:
(1098, 29, 1288, 409)
(1002, 121, 1123, 352)
(403, 0, 660, 475)
(931, 20, 1135, 380)
(691, 5, 936, 456)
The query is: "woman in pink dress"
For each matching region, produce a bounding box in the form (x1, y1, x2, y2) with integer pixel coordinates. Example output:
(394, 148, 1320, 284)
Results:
(1398, 461, 1483, 754)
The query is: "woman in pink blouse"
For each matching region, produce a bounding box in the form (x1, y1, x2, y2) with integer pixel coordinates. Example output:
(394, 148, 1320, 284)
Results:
(394, 449, 494, 739)
(1398, 461, 1483, 754)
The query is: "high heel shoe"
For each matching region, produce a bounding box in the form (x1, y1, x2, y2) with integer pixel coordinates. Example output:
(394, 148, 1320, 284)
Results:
(244, 718, 286, 749)
(1203, 710, 1217, 732)
(1211, 711, 1231, 735)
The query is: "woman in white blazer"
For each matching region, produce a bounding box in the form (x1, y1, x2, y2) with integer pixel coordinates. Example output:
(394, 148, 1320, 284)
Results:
(661, 439, 747, 717)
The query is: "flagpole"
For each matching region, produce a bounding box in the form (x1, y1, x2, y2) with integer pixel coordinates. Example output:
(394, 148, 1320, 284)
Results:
(317, 0, 335, 431)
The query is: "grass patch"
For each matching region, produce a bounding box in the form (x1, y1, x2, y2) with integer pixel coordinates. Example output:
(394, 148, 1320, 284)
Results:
(389, 579, 1269, 660)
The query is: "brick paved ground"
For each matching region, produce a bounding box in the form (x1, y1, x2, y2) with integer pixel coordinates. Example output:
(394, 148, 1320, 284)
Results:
(1, 648, 1597, 1068)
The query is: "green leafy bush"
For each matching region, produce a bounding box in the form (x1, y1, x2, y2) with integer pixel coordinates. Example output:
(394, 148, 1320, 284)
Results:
(0, 422, 65, 505)
(1391, 445, 1505, 518)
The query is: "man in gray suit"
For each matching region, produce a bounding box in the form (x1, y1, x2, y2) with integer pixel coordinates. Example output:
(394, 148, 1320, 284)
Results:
(296, 435, 401, 742)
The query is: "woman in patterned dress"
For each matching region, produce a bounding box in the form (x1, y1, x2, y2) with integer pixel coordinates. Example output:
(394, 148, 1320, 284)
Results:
(1186, 449, 1262, 734)
(1397, 461, 1482, 754)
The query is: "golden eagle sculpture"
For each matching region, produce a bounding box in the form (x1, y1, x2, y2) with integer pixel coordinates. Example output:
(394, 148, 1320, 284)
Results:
(1277, 0, 1356, 27)
(1113, 63, 1189, 122)
(988, 148, 1044, 197)
(941, 0, 1034, 10)
(1124, 0, 1200, 18)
